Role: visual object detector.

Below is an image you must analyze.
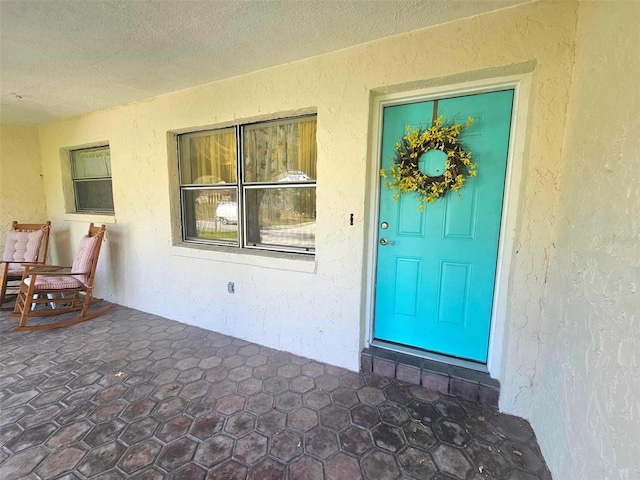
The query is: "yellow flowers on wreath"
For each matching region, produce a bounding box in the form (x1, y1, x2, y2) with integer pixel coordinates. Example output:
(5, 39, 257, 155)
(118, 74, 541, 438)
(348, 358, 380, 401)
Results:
(381, 116, 476, 211)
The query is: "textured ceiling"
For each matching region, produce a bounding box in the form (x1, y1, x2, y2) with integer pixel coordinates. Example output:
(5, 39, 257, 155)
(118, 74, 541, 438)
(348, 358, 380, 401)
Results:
(0, 0, 525, 125)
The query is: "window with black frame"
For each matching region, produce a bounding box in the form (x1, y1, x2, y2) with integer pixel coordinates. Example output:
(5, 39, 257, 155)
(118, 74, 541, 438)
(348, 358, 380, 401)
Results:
(178, 115, 317, 254)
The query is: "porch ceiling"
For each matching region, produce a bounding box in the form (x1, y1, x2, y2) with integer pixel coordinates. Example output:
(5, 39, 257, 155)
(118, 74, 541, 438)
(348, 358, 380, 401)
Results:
(0, 0, 526, 125)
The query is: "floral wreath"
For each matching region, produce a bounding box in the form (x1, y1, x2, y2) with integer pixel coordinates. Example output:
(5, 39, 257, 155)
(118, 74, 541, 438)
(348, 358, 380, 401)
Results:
(380, 116, 476, 210)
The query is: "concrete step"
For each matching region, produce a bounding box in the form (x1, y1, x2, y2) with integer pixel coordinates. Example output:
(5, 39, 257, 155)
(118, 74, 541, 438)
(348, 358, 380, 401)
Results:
(361, 346, 501, 408)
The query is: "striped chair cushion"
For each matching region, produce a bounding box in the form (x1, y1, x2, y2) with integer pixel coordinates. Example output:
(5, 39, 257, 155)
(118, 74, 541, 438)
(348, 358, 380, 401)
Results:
(5, 266, 25, 278)
(24, 275, 84, 290)
(2, 229, 45, 263)
(71, 235, 99, 284)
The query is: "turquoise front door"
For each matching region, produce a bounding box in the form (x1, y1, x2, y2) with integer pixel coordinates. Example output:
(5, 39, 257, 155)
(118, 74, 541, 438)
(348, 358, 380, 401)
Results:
(373, 90, 514, 363)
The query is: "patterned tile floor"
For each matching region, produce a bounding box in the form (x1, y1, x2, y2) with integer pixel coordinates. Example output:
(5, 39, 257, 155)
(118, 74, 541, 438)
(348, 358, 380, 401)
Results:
(0, 304, 551, 479)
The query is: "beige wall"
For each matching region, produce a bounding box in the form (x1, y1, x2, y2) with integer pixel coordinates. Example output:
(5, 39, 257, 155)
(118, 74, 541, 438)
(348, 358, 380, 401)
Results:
(38, 1, 577, 421)
(531, 1, 640, 478)
(0, 124, 47, 253)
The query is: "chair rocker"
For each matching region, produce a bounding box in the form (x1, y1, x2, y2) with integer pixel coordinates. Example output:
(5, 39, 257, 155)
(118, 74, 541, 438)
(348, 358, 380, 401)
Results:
(12, 223, 111, 331)
(1, 221, 51, 311)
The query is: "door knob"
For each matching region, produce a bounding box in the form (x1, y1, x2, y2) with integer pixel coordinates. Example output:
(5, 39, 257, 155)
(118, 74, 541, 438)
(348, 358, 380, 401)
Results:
(379, 238, 395, 246)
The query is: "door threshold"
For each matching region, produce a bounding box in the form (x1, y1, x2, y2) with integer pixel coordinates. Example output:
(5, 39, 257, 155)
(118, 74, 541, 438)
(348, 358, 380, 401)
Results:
(363, 341, 500, 407)
(371, 340, 489, 373)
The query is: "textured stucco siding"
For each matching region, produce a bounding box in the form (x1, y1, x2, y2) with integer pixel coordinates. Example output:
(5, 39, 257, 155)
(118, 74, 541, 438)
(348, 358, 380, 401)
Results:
(0, 124, 47, 254)
(530, 2, 640, 478)
(37, 1, 576, 423)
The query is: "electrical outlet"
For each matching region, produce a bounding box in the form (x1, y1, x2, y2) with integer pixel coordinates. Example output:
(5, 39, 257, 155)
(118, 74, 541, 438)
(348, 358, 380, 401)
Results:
(227, 282, 235, 294)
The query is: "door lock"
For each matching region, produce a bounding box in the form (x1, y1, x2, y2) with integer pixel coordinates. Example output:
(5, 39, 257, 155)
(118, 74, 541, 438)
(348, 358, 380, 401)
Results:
(379, 238, 395, 246)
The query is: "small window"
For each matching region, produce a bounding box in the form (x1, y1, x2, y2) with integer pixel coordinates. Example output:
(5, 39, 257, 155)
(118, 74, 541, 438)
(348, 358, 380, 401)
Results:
(178, 115, 317, 254)
(70, 146, 114, 213)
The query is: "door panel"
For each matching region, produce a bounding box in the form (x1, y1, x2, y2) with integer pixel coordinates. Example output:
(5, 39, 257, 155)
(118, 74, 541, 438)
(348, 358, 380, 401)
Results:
(437, 261, 471, 326)
(374, 90, 514, 362)
(397, 195, 425, 236)
(443, 178, 479, 239)
(393, 257, 421, 317)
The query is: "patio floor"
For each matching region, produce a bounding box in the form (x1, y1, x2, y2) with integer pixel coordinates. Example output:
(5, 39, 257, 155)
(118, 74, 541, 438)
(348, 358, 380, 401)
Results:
(0, 304, 551, 480)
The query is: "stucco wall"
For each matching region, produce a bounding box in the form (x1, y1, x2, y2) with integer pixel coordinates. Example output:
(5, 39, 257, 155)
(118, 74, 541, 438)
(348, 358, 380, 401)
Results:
(530, 2, 640, 478)
(37, 1, 577, 417)
(0, 124, 47, 253)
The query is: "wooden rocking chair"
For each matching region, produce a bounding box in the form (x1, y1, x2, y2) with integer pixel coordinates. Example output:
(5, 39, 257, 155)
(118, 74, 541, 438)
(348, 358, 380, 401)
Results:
(11, 223, 111, 331)
(1, 221, 51, 310)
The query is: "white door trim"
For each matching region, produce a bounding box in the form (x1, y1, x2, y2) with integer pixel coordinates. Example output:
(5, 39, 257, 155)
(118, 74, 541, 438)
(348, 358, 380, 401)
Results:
(363, 74, 532, 379)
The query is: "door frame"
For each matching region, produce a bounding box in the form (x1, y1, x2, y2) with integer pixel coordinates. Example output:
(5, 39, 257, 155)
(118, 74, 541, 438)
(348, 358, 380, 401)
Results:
(364, 74, 532, 377)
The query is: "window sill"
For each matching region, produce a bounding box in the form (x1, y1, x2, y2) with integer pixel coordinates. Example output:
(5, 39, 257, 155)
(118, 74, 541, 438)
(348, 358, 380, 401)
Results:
(171, 243, 316, 273)
(63, 213, 117, 224)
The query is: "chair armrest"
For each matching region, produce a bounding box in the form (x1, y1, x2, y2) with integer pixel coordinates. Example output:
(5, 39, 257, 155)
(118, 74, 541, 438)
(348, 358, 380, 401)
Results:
(24, 264, 72, 271)
(25, 270, 87, 277)
(21, 264, 71, 279)
(1, 260, 45, 265)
